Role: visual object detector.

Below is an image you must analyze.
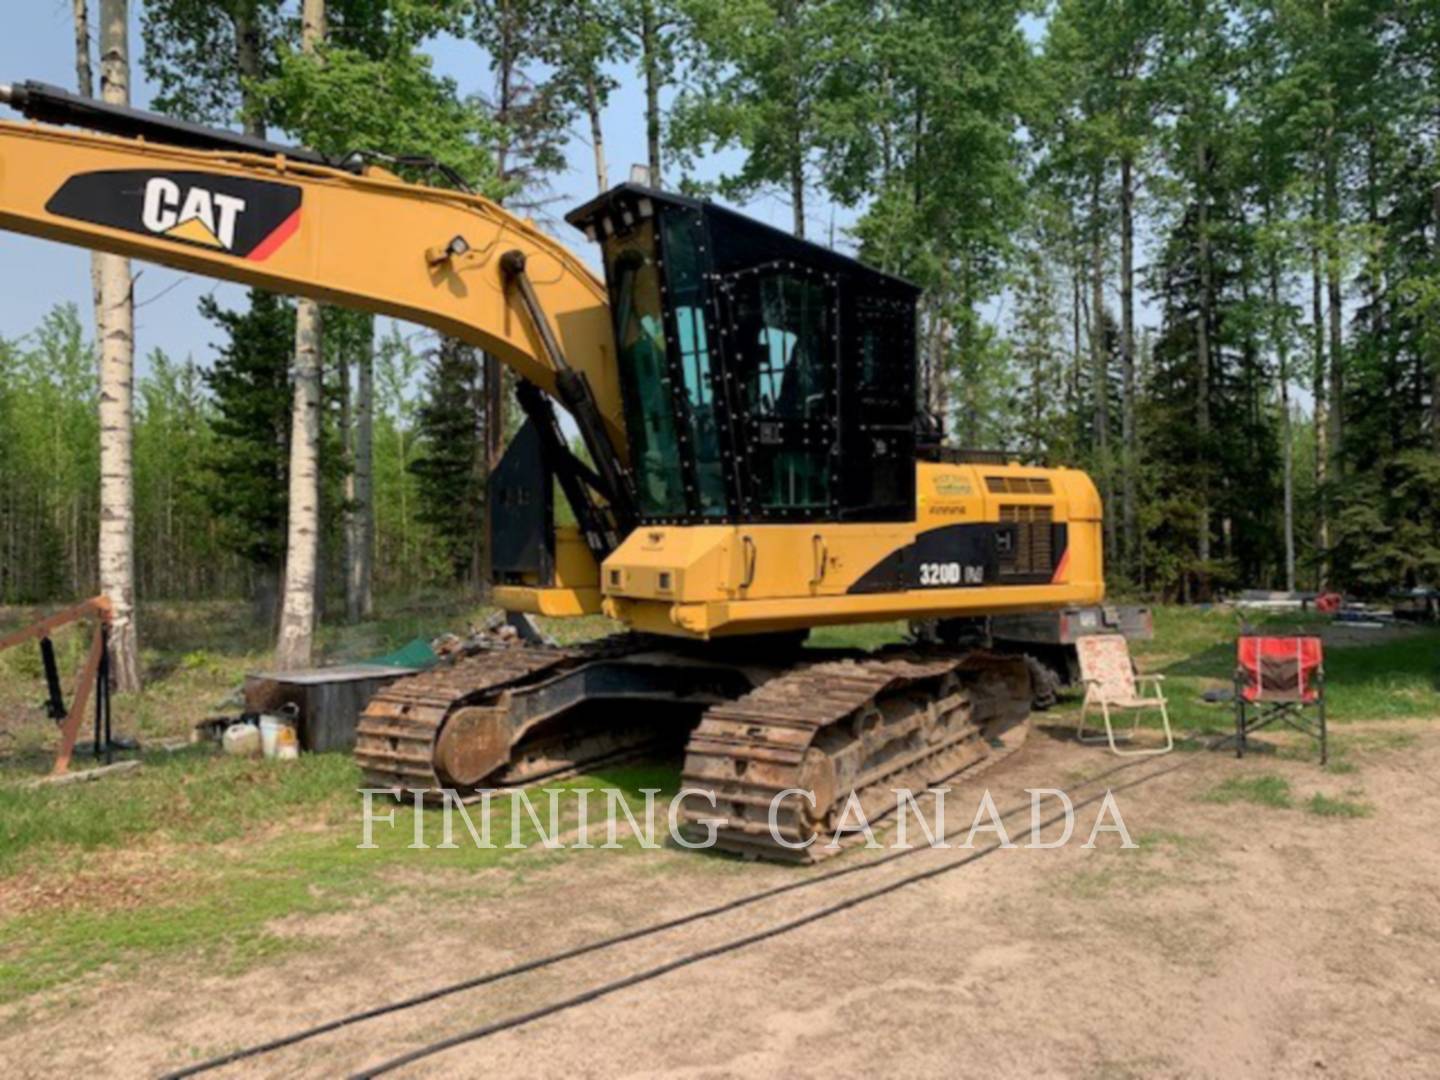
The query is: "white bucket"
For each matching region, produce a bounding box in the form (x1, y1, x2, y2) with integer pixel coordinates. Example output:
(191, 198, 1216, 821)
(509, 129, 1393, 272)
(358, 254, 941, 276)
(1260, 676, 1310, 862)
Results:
(259, 715, 298, 760)
(222, 722, 262, 758)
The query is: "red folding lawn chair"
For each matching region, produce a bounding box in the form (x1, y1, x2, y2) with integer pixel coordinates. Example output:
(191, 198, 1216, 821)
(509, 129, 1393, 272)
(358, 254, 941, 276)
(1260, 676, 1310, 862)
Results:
(1234, 635, 1326, 764)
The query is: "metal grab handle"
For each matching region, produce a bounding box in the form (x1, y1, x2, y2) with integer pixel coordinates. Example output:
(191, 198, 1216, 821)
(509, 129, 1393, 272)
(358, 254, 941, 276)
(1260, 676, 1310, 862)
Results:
(810, 534, 828, 585)
(741, 535, 757, 589)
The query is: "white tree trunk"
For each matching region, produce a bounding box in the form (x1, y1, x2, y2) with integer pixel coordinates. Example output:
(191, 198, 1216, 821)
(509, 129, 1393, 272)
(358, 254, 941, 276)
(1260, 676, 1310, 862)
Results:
(96, 0, 140, 691)
(352, 318, 375, 618)
(276, 300, 323, 668)
(72, 0, 104, 337)
(276, 0, 327, 668)
(585, 73, 608, 193)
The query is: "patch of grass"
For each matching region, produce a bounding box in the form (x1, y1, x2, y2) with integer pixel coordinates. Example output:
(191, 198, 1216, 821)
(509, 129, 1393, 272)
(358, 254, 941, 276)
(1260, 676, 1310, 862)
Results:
(1069, 605, 1440, 735)
(0, 761, 685, 1003)
(0, 750, 357, 873)
(1305, 792, 1372, 818)
(1202, 773, 1293, 808)
(1061, 829, 1216, 899)
(807, 621, 910, 650)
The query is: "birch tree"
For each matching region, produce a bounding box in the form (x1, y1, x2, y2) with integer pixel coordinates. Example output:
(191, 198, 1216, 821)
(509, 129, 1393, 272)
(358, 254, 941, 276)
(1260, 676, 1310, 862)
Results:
(95, 0, 141, 690)
(274, 0, 326, 668)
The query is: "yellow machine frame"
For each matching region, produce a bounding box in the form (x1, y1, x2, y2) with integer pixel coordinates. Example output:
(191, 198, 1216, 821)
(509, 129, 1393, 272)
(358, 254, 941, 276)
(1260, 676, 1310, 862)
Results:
(0, 106, 1103, 642)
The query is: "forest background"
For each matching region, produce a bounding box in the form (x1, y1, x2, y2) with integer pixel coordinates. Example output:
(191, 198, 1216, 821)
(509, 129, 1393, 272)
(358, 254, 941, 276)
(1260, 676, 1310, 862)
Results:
(2, 0, 1438, 643)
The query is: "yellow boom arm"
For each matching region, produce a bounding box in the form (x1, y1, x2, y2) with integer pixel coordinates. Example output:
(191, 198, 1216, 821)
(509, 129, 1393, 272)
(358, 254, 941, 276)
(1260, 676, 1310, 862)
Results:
(0, 117, 625, 450)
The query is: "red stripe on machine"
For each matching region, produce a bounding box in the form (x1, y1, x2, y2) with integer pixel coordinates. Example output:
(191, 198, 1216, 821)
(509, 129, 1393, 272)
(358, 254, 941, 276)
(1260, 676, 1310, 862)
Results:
(247, 208, 300, 261)
(1051, 548, 1070, 583)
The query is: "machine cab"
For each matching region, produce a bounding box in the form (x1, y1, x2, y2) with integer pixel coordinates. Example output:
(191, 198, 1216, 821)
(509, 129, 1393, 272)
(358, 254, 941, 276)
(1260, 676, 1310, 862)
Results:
(566, 185, 922, 526)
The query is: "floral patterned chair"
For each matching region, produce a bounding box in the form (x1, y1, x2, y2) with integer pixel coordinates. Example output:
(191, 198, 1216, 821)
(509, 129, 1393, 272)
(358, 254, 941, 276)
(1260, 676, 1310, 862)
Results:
(1075, 634, 1174, 756)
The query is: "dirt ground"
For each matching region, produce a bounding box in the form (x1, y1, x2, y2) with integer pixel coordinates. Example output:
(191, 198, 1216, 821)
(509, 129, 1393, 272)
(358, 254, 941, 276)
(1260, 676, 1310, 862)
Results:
(2, 719, 1437, 1079)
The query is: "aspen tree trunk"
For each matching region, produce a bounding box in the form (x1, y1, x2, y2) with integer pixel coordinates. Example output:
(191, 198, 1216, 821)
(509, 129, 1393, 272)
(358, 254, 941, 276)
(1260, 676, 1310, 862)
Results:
(1195, 142, 1213, 567)
(276, 0, 326, 668)
(1264, 189, 1296, 593)
(351, 318, 375, 619)
(1119, 153, 1137, 578)
(641, 0, 662, 187)
(585, 72, 608, 193)
(1324, 137, 1345, 476)
(96, 0, 141, 691)
(1321, 0, 1344, 477)
(340, 344, 356, 621)
(1088, 172, 1115, 566)
(1311, 240, 1329, 590)
(790, 154, 806, 239)
(1432, 116, 1440, 450)
(72, 0, 104, 338)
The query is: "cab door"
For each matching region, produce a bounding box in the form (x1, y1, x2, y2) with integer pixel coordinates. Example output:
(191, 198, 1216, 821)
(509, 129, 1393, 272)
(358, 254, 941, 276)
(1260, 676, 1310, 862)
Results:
(718, 262, 840, 523)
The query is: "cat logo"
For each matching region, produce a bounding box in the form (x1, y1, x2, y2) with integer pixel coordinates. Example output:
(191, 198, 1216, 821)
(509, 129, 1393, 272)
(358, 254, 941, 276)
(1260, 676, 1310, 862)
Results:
(46, 169, 303, 261)
(141, 178, 246, 250)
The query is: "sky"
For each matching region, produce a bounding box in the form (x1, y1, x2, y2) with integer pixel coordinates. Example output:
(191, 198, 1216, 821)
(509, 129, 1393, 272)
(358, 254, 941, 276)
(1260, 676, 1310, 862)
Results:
(0, 3, 874, 379)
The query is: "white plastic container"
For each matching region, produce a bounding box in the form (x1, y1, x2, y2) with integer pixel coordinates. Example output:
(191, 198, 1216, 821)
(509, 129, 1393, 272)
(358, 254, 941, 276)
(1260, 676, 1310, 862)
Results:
(222, 722, 262, 758)
(259, 714, 299, 760)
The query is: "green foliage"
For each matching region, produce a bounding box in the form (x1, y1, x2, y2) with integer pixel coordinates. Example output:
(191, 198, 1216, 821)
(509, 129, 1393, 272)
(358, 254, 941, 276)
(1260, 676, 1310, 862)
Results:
(670, 0, 865, 235)
(197, 291, 295, 571)
(133, 350, 238, 598)
(9, 0, 1440, 614)
(258, 36, 504, 195)
(0, 306, 99, 602)
(410, 337, 489, 585)
(140, 0, 287, 128)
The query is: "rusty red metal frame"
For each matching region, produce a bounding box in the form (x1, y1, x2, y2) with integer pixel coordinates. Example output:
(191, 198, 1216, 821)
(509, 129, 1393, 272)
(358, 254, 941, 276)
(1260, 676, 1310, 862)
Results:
(0, 595, 114, 774)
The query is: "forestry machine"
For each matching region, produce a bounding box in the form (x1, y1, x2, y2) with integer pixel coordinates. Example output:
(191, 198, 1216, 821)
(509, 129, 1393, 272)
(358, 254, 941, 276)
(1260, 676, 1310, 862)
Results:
(0, 81, 1105, 858)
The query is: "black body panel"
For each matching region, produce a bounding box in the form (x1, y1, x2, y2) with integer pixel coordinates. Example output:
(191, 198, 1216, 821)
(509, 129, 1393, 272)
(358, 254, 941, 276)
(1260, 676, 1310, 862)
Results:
(848, 523, 1070, 594)
(488, 419, 554, 586)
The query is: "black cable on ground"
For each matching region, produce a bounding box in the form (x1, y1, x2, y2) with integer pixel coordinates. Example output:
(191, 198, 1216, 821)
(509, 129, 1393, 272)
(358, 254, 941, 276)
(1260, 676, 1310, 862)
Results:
(171, 727, 1238, 1079)
(159, 751, 1154, 1079)
(350, 757, 1197, 1078)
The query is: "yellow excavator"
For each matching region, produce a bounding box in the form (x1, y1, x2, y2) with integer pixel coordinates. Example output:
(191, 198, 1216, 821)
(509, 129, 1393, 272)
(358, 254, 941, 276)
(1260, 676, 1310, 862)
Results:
(0, 81, 1106, 858)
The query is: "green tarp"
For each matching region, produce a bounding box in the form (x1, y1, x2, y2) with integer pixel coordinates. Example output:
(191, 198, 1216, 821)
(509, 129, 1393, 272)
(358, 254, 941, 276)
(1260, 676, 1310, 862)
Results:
(363, 637, 438, 670)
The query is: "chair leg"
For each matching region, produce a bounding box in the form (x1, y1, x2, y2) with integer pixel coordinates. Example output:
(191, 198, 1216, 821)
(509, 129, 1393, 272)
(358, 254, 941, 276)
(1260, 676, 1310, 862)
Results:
(1106, 701, 1174, 757)
(1078, 692, 1106, 744)
(1103, 701, 1120, 754)
(1236, 693, 1245, 759)
(1319, 694, 1327, 766)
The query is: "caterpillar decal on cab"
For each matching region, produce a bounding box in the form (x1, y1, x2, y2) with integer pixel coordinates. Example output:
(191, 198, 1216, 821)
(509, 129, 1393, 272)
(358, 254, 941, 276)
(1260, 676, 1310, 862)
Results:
(44, 170, 301, 260)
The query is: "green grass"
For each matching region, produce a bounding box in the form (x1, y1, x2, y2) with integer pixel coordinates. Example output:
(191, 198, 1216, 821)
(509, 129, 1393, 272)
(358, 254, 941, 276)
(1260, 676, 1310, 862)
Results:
(1107, 605, 1440, 734)
(1199, 774, 1374, 819)
(1305, 792, 1373, 818)
(0, 760, 682, 1003)
(0, 599, 1429, 1006)
(0, 750, 356, 873)
(1202, 773, 1294, 808)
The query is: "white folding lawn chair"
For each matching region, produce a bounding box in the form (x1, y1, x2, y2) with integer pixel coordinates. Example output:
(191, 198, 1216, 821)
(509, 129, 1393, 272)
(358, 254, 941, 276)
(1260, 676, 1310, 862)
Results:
(1075, 634, 1174, 756)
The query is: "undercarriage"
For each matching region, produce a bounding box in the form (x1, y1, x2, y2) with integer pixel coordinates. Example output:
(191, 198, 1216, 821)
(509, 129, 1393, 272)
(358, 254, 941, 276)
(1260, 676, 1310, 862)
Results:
(354, 636, 1031, 861)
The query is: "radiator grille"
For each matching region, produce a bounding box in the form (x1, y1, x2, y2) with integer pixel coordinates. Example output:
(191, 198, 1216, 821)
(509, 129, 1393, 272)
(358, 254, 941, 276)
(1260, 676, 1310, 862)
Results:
(999, 504, 1055, 575)
(986, 475, 1054, 494)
